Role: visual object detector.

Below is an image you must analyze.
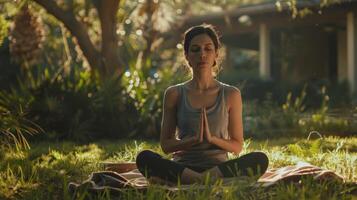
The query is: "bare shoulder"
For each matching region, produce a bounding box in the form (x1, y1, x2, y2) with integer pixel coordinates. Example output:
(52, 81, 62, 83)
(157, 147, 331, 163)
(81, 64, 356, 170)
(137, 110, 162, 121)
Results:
(222, 84, 242, 109)
(164, 84, 181, 107)
(224, 84, 241, 98)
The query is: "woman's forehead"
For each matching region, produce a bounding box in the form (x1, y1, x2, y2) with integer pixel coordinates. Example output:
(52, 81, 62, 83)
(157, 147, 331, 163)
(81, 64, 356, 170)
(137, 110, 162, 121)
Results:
(190, 34, 214, 46)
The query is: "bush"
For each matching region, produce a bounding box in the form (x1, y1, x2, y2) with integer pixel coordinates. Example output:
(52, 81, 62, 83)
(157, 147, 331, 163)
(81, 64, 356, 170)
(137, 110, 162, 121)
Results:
(243, 84, 357, 138)
(236, 79, 350, 109)
(0, 52, 186, 141)
(0, 87, 42, 150)
(26, 68, 142, 141)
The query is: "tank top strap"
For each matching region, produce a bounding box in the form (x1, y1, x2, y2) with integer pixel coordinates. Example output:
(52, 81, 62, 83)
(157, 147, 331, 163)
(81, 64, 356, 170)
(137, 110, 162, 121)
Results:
(218, 81, 229, 112)
(176, 83, 185, 108)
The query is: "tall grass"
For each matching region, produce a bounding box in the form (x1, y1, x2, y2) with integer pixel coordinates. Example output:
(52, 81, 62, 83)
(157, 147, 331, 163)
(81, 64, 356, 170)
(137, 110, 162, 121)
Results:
(0, 137, 355, 199)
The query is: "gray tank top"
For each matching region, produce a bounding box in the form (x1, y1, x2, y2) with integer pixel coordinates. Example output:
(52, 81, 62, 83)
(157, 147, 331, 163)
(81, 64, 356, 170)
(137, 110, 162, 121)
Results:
(173, 81, 229, 169)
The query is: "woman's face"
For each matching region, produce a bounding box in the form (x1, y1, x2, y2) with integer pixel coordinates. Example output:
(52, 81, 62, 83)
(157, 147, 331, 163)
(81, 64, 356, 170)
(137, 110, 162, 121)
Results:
(186, 34, 218, 71)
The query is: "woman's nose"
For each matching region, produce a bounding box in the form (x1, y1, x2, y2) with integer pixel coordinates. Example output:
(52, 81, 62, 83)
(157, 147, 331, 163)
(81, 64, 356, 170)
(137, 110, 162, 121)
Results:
(198, 49, 206, 57)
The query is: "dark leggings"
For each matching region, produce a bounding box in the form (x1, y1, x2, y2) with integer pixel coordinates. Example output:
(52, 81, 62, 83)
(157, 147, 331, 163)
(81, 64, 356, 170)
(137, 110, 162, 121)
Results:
(136, 150, 269, 183)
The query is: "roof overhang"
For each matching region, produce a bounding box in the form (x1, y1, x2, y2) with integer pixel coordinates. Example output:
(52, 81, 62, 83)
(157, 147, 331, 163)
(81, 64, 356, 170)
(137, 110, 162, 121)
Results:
(184, 0, 357, 35)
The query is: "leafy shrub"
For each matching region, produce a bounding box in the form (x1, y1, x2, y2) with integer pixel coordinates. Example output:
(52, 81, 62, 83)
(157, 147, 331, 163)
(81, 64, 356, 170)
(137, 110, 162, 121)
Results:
(0, 87, 42, 150)
(243, 85, 356, 138)
(0, 52, 185, 141)
(24, 67, 141, 141)
(298, 86, 356, 136)
(243, 90, 305, 138)
(237, 79, 350, 109)
(121, 57, 187, 138)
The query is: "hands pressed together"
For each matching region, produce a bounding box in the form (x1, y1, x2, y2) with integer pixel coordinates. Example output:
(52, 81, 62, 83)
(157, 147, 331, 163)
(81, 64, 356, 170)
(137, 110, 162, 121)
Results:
(168, 103, 242, 155)
(190, 107, 214, 145)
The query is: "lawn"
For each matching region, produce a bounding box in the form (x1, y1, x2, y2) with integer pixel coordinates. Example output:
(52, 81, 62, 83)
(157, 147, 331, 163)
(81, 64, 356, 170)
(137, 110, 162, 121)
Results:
(0, 136, 356, 200)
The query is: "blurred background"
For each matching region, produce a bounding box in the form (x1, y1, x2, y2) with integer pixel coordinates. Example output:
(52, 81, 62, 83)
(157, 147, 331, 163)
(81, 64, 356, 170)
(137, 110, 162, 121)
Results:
(0, 0, 356, 148)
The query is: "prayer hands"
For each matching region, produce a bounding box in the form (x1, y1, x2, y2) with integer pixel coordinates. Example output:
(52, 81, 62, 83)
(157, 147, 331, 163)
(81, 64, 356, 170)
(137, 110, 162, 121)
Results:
(192, 107, 213, 144)
(188, 108, 204, 144)
(202, 107, 214, 143)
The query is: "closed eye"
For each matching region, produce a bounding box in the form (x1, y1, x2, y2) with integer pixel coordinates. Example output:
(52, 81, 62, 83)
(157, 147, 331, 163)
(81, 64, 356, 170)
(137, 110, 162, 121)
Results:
(190, 46, 200, 52)
(205, 47, 213, 51)
(190, 44, 214, 52)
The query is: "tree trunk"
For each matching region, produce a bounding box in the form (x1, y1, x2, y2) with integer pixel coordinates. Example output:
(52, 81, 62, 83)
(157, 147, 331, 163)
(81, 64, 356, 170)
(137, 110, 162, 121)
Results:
(32, 0, 123, 78)
(94, 0, 123, 77)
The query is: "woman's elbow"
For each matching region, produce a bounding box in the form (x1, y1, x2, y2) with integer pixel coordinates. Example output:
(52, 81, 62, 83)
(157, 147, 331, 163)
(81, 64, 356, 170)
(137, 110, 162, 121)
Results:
(232, 141, 243, 155)
(231, 148, 241, 155)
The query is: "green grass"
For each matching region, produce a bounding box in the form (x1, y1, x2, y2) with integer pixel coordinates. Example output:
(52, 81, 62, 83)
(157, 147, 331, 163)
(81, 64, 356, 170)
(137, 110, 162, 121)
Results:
(0, 136, 356, 200)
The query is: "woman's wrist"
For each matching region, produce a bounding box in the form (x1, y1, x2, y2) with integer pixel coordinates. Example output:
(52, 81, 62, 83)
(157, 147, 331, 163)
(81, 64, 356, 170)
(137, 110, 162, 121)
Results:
(209, 135, 217, 144)
(178, 135, 198, 149)
(162, 135, 197, 154)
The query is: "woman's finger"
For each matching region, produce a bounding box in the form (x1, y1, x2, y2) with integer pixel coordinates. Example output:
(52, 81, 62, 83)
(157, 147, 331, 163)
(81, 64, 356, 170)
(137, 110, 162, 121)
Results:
(202, 108, 205, 126)
(204, 108, 209, 128)
(203, 107, 213, 142)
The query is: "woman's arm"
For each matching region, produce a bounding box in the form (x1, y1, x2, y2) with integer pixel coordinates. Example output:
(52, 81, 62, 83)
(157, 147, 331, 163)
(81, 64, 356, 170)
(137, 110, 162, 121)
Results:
(204, 87, 244, 155)
(160, 86, 202, 154)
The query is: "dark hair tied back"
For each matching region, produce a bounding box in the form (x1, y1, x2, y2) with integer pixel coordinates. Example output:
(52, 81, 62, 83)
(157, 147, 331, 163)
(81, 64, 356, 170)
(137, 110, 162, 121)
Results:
(183, 23, 221, 55)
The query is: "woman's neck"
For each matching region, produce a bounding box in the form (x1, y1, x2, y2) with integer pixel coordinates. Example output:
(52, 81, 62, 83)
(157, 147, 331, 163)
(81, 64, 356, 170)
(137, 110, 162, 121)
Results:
(190, 75, 217, 91)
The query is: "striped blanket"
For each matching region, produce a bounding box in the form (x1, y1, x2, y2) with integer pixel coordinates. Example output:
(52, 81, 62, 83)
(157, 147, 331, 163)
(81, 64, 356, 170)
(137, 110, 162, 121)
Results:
(68, 161, 345, 195)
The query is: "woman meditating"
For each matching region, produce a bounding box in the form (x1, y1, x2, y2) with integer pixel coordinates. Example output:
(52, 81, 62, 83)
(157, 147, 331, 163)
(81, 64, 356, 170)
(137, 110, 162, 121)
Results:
(136, 24, 269, 184)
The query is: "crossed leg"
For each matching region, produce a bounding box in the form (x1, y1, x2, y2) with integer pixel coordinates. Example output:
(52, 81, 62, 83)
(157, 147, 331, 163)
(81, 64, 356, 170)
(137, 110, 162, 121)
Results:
(136, 150, 269, 184)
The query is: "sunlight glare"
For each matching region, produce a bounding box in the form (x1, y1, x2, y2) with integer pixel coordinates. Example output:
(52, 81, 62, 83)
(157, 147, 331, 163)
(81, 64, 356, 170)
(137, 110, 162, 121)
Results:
(124, 71, 131, 77)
